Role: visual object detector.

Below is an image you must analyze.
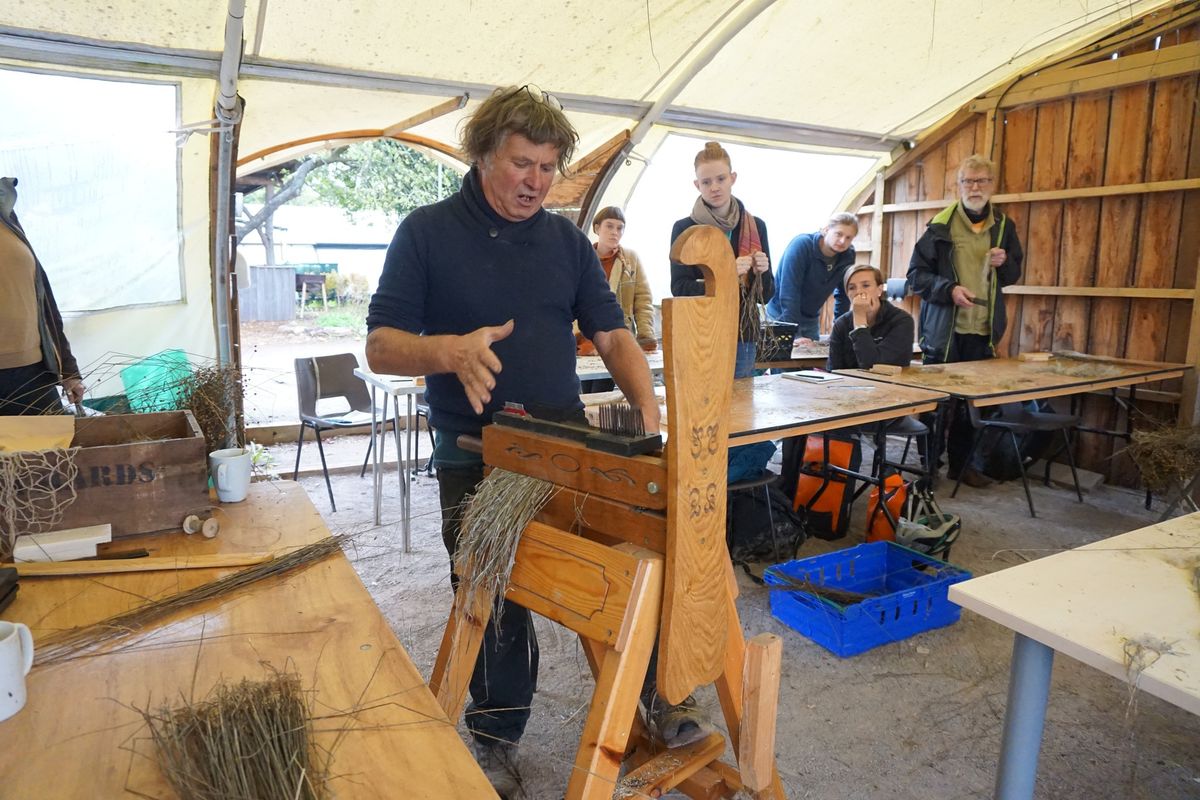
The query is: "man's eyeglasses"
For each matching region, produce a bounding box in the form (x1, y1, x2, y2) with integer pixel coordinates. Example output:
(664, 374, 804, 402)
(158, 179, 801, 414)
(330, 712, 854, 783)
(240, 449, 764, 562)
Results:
(959, 177, 993, 188)
(506, 84, 563, 112)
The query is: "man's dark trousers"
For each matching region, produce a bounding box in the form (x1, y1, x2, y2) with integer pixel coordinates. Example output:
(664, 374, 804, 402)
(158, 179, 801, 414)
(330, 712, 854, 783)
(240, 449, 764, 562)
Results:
(438, 464, 538, 747)
(923, 332, 992, 475)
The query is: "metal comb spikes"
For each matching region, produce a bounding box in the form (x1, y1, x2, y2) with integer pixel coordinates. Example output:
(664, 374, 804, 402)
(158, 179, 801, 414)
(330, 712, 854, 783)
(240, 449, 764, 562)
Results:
(597, 401, 644, 437)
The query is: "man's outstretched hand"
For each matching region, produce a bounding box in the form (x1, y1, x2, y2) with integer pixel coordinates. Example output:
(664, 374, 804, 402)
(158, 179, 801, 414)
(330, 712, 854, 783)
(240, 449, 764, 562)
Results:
(450, 320, 514, 414)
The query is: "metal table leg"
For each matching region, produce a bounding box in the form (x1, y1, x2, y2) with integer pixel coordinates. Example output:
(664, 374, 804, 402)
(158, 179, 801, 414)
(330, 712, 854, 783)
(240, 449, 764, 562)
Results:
(995, 633, 1055, 800)
(404, 393, 414, 552)
(370, 384, 382, 526)
(390, 393, 410, 552)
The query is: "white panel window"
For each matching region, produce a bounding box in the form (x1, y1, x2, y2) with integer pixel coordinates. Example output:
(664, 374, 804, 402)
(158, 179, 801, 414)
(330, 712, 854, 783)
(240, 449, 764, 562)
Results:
(0, 69, 182, 312)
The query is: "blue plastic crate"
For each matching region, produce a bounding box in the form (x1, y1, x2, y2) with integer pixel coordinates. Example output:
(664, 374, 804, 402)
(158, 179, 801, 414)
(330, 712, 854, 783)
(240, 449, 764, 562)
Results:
(764, 541, 971, 657)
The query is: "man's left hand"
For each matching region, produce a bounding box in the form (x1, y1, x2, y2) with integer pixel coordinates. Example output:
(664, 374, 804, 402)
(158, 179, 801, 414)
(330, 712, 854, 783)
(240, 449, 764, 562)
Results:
(988, 247, 1007, 267)
(62, 377, 85, 405)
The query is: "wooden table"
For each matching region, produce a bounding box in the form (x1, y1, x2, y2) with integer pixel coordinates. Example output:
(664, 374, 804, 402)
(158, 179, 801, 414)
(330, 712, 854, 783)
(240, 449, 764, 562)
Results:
(838, 355, 1187, 409)
(949, 512, 1200, 799)
(754, 340, 922, 371)
(584, 374, 945, 445)
(0, 482, 496, 799)
(576, 350, 664, 381)
(726, 373, 946, 445)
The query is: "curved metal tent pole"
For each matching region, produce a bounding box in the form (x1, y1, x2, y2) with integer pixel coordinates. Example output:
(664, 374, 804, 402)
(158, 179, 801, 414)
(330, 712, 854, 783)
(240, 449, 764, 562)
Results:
(580, 0, 778, 230)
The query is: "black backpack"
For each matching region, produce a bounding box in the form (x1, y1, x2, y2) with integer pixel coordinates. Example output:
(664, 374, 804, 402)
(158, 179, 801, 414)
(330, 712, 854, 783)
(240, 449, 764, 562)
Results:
(727, 484, 808, 568)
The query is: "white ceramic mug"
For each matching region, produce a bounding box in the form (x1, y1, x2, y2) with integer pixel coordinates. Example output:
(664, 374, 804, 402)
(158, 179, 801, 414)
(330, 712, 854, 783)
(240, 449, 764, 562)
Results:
(209, 447, 252, 503)
(0, 621, 34, 723)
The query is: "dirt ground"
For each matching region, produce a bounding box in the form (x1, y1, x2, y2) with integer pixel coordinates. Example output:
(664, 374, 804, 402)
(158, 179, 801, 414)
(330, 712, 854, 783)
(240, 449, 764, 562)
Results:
(278, 436, 1200, 800)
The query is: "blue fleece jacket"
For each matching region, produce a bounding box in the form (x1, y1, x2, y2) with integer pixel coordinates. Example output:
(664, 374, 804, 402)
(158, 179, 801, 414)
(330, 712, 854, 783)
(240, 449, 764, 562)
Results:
(765, 231, 854, 325)
(366, 167, 624, 438)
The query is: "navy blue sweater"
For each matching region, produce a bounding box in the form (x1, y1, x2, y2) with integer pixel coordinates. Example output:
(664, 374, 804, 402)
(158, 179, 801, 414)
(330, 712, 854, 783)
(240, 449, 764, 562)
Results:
(366, 168, 624, 437)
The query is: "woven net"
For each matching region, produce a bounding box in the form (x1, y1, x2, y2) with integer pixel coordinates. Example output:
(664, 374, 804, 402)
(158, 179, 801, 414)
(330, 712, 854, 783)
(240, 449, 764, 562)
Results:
(0, 446, 80, 559)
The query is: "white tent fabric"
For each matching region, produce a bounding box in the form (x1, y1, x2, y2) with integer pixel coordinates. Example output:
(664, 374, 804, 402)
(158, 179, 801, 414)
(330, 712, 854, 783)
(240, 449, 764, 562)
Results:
(0, 0, 1172, 372)
(3, 0, 1169, 153)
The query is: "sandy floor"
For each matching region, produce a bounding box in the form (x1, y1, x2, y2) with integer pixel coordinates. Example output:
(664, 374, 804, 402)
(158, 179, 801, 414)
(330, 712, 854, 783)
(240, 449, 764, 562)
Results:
(276, 437, 1200, 800)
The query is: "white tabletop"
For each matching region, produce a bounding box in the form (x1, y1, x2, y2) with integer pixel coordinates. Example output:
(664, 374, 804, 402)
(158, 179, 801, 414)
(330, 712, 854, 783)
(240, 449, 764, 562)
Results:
(949, 513, 1200, 715)
(353, 367, 425, 396)
(576, 351, 665, 381)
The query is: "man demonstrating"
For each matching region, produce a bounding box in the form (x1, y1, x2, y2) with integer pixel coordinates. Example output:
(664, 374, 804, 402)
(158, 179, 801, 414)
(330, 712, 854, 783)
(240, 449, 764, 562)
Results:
(826, 265, 913, 372)
(0, 177, 85, 415)
(765, 212, 859, 342)
(907, 154, 1023, 487)
(365, 86, 660, 798)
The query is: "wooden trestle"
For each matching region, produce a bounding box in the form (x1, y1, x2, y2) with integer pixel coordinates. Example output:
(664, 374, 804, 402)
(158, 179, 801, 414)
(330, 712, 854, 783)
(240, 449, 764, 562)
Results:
(429, 226, 787, 799)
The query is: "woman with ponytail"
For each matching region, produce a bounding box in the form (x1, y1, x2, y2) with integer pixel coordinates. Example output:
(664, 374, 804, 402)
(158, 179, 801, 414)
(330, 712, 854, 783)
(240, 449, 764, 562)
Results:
(669, 141, 774, 378)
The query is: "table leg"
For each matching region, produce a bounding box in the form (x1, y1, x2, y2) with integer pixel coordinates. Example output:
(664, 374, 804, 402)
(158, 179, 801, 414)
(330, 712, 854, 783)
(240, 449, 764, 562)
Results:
(370, 385, 382, 526)
(995, 633, 1055, 800)
(391, 394, 409, 552)
(404, 393, 414, 553)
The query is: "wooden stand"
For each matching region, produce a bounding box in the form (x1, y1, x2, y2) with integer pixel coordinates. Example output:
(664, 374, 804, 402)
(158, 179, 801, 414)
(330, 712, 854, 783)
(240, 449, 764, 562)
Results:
(429, 226, 786, 799)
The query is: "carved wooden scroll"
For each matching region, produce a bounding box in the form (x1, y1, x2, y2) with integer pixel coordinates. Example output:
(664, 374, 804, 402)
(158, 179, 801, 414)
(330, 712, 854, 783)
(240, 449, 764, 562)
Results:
(657, 225, 739, 704)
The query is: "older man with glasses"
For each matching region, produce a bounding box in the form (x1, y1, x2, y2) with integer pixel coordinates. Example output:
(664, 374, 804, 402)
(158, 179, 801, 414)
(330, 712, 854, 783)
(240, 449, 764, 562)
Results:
(907, 153, 1024, 488)
(366, 85, 661, 798)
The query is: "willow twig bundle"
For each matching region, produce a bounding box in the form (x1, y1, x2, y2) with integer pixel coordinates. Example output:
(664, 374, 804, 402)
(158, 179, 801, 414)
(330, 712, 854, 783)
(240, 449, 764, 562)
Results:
(34, 535, 348, 667)
(455, 469, 556, 618)
(140, 671, 327, 800)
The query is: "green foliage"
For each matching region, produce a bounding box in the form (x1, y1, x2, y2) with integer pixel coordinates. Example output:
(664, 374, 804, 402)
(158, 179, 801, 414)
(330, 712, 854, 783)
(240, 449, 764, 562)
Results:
(303, 140, 463, 220)
(311, 302, 368, 334)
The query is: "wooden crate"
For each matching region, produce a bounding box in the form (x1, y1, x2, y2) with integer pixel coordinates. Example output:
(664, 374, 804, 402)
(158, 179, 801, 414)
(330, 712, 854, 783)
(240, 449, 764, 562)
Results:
(55, 411, 210, 539)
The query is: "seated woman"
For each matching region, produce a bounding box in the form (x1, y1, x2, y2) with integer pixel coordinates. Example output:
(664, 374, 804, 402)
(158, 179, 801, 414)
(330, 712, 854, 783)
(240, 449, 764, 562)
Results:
(826, 265, 914, 371)
(669, 141, 773, 379)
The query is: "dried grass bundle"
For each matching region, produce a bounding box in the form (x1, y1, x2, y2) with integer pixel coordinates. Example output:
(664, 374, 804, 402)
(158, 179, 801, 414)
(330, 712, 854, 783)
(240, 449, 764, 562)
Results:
(0, 446, 80, 560)
(35, 535, 347, 667)
(1122, 425, 1200, 492)
(455, 469, 556, 613)
(140, 671, 327, 800)
(177, 364, 244, 453)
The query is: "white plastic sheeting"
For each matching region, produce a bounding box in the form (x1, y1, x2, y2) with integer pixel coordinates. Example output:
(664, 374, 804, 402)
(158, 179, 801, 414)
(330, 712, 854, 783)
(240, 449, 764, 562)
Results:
(0, 69, 183, 312)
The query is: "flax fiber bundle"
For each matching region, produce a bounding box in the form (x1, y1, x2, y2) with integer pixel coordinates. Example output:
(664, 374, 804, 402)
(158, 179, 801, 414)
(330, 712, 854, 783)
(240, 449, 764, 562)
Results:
(455, 469, 557, 614)
(1123, 425, 1200, 492)
(141, 672, 327, 800)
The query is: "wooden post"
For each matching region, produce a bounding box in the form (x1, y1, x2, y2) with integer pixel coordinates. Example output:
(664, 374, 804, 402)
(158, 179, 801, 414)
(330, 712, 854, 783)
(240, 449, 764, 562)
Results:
(738, 633, 783, 795)
(870, 171, 885, 268)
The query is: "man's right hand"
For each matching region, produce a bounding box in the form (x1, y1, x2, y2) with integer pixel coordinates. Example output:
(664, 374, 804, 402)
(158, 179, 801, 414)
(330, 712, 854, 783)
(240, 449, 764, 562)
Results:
(448, 319, 514, 414)
(950, 285, 977, 309)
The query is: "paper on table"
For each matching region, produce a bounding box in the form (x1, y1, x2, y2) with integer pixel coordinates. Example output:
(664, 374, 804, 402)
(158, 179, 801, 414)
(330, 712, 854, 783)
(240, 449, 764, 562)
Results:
(0, 416, 75, 452)
(782, 370, 844, 384)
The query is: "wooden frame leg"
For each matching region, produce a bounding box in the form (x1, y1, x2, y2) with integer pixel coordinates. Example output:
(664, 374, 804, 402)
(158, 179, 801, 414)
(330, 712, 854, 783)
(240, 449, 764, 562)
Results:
(565, 557, 663, 800)
(739, 634, 783, 796)
(714, 577, 787, 800)
(429, 583, 494, 722)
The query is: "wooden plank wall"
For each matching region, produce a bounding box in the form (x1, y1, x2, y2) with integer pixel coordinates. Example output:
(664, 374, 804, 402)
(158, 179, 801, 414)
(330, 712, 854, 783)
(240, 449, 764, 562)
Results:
(853, 14, 1200, 482)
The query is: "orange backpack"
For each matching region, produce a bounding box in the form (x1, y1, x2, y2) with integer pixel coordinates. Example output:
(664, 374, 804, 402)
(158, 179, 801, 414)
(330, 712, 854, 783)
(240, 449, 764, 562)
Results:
(792, 434, 861, 540)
